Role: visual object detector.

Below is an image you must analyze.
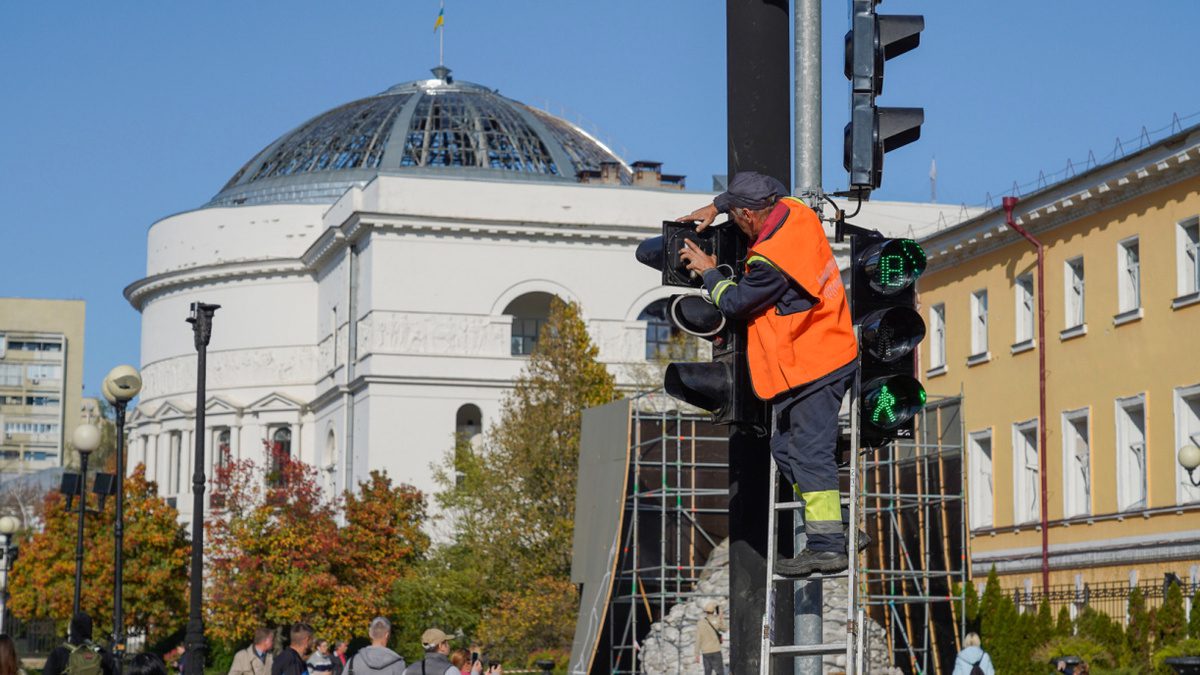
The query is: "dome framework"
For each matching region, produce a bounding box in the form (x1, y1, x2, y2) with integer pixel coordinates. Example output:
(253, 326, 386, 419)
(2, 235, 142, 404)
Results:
(211, 68, 632, 207)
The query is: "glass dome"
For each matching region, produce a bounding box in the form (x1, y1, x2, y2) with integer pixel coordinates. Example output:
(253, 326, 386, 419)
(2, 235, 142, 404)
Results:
(209, 67, 632, 207)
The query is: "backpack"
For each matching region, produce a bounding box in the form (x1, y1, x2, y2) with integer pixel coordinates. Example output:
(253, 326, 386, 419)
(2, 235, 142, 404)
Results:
(969, 656, 985, 675)
(64, 641, 103, 675)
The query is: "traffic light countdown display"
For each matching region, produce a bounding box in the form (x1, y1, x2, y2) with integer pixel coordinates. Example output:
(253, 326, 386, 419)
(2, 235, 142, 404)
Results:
(850, 233, 928, 445)
(843, 0, 924, 199)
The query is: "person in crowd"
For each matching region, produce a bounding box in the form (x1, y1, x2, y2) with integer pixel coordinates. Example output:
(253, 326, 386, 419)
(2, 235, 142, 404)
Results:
(331, 642, 348, 675)
(346, 618, 406, 675)
(402, 629, 458, 675)
(694, 601, 725, 675)
(951, 632, 995, 675)
(126, 653, 169, 675)
(308, 640, 334, 675)
(43, 613, 116, 675)
(273, 623, 314, 675)
(230, 628, 275, 675)
(449, 650, 468, 675)
(0, 634, 26, 675)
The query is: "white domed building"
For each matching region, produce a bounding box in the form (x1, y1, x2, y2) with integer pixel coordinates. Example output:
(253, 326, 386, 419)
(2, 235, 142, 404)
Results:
(124, 67, 971, 522)
(124, 67, 706, 518)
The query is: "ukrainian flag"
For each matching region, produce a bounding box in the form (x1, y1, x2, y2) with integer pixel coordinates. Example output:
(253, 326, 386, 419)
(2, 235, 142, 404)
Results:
(434, 7, 444, 31)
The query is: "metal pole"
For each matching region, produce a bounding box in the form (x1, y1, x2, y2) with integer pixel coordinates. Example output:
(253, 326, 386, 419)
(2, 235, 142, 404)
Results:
(183, 302, 219, 675)
(794, 0, 822, 197)
(112, 401, 128, 664)
(0, 534, 9, 634)
(794, 0, 823, 673)
(72, 451, 90, 618)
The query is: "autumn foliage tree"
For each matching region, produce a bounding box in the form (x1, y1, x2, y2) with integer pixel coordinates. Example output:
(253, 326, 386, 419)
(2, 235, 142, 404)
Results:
(207, 447, 428, 646)
(429, 299, 617, 660)
(8, 465, 189, 644)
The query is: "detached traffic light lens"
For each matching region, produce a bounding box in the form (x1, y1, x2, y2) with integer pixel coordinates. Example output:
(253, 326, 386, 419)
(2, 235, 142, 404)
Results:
(669, 295, 726, 338)
(664, 362, 732, 415)
(862, 375, 925, 430)
(860, 307, 925, 362)
(865, 239, 926, 295)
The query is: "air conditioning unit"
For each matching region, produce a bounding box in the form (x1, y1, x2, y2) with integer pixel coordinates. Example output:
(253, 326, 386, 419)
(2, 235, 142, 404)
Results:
(30, 379, 40, 385)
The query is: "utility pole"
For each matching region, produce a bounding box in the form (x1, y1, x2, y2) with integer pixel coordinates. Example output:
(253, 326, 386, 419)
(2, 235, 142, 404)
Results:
(792, 2, 823, 673)
(726, 2, 789, 675)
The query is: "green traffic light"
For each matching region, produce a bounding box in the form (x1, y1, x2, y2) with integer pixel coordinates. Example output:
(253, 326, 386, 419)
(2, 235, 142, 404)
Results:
(863, 376, 926, 431)
(867, 239, 927, 295)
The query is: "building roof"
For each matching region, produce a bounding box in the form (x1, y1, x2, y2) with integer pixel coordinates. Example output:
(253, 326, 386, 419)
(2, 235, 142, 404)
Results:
(208, 67, 633, 207)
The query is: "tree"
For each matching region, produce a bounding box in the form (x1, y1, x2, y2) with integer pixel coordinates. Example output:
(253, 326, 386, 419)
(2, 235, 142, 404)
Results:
(1127, 587, 1152, 671)
(207, 447, 353, 644)
(1157, 581, 1186, 649)
(8, 465, 189, 644)
(1190, 590, 1200, 639)
(1056, 606, 1073, 638)
(474, 577, 578, 664)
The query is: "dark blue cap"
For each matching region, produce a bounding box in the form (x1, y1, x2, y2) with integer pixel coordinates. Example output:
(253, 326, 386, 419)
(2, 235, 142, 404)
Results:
(714, 172, 788, 213)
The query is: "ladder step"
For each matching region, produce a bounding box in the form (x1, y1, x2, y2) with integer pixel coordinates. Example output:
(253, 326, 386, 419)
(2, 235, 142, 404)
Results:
(771, 570, 848, 582)
(768, 643, 846, 656)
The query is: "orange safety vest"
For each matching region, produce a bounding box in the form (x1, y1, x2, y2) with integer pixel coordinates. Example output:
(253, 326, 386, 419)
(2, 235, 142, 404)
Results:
(745, 197, 858, 400)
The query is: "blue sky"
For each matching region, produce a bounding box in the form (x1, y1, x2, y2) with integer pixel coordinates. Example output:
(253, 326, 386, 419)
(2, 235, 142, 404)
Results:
(1, 1, 1198, 396)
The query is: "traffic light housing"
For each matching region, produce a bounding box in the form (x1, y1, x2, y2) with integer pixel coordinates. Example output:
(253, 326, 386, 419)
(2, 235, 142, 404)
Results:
(637, 223, 765, 428)
(843, 0, 924, 198)
(850, 232, 928, 446)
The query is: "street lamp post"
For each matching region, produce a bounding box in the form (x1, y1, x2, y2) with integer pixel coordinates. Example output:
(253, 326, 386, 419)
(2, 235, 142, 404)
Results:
(182, 302, 219, 675)
(67, 424, 101, 617)
(102, 365, 142, 665)
(0, 515, 20, 634)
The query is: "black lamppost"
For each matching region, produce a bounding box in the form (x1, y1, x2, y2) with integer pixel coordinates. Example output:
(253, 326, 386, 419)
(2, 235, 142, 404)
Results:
(182, 302, 218, 675)
(64, 423, 101, 616)
(0, 515, 20, 634)
(102, 365, 142, 665)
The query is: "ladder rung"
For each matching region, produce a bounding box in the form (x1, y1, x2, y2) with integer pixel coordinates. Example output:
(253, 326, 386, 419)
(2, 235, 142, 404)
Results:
(768, 643, 845, 656)
(772, 570, 848, 582)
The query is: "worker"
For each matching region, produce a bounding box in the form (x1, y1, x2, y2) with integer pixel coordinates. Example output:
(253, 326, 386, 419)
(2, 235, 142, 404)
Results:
(677, 171, 858, 577)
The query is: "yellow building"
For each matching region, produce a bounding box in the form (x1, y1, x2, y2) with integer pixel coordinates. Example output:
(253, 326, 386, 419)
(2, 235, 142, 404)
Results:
(0, 298, 86, 477)
(916, 126, 1200, 597)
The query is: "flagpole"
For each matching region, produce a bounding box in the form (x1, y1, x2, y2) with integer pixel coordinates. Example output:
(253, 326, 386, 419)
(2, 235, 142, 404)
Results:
(439, 0, 444, 66)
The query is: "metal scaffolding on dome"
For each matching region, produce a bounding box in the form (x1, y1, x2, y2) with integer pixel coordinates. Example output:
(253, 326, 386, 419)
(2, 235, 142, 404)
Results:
(604, 396, 730, 675)
(856, 394, 967, 675)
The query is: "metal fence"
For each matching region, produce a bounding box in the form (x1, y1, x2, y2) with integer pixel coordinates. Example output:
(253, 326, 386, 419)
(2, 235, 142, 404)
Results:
(6, 613, 58, 656)
(1012, 577, 1199, 624)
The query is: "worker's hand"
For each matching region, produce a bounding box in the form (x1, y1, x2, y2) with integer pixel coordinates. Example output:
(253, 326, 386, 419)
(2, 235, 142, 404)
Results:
(676, 203, 719, 232)
(679, 239, 717, 274)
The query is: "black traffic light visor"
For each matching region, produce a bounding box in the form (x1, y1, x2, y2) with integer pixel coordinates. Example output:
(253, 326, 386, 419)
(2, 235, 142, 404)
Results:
(669, 295, 727, 338)
(664, 361, 732, 415)
(859, 306, 926, 362)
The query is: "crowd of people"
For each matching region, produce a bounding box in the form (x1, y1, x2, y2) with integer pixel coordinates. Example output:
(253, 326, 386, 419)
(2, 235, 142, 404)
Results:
(0, 612, 505, 675)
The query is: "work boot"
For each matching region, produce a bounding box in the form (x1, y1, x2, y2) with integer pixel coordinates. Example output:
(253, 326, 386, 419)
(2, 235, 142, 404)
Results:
(775, 549, 849, 578)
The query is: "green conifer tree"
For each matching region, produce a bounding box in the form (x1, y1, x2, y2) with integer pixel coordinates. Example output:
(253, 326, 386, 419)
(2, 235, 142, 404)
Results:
(1190, 590, 1200, 639)
(1056, 606, 1073, 637)
(1158, 582, 1186, 649)
(1127, 587, 1152, 671)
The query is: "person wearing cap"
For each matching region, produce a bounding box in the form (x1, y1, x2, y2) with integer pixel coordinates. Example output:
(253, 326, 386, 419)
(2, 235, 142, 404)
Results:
(694, 601, 725, 675)
(401, 630, 458, 675)
(347, 618, 406, 675)
(677, 171, 858, 577)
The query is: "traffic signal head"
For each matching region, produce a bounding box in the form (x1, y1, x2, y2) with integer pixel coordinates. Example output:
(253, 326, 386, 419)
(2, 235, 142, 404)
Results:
(842, 1, 924, 198)
(850, 233, 928, 445)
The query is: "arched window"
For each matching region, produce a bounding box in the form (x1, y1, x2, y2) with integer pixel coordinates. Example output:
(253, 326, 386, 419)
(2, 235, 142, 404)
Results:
(216, 429, 231, 468)
(324, 429, 337, 469)
(639, 298, 678, 359)
(504, 292, 554, 356)
(268, 426, 292, 485)
(456, 404, 482, 439)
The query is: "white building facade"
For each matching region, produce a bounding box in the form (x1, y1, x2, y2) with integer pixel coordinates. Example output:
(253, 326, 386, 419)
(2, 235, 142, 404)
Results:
(125, 68, 971, 522)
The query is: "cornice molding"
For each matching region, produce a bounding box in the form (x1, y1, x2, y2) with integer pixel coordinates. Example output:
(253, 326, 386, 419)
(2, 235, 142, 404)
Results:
(124, 258, 308, 310)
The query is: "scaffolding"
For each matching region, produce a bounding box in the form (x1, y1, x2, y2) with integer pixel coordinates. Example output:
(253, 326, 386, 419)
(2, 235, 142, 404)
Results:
(604, 398, 730, 675)
(857, 395, 967, 675)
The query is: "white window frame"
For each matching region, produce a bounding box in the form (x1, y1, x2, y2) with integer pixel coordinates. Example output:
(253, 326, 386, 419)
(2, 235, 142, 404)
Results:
(1175, 384, 1200, 505)
(1178, 216, 1200, 300)
(1115, 393, 1148, 512)
(0, 333, 5, 359)
(1064, 256, 1086, 330)
(1014, 273, 1035, 348)
(970, 290, 989, 359)
(1061, 408, 1091, 518)
(968, 429, 994, 530)
(169, 431, 183, 496)
(1012, 419, 1040, 525)
(928, 303, 946, 373)
(1116, 236, 1141, 315)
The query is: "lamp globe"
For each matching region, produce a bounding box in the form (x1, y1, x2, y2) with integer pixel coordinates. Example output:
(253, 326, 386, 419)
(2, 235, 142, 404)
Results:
(72, 423, 102, 454)
(1179, 443, 1200, 472)
(0, 515, 19, 535)
(104, 365, 142, 403)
